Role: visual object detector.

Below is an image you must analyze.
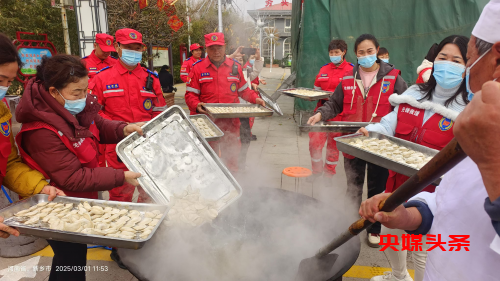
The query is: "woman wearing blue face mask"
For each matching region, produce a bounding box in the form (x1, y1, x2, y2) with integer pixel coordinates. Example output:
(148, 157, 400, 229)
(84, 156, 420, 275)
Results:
(377, 47, 390, 64)
(309, 34, 408, 248)
(358, 35, 469, 281)
(15, 54, 145, 281)
(0, 33, 66, 238)
(308, 39, 353, 182)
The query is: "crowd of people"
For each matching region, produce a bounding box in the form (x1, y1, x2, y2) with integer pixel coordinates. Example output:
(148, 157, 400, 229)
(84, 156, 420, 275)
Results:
(0, 0, 499, 280)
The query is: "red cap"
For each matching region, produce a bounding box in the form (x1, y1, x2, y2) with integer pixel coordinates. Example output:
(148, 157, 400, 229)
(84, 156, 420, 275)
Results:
(115, 28, 145, 46)
(204, 33, 225, 47)
(95, 33, 115, 52)
(190, 43, 203, 51)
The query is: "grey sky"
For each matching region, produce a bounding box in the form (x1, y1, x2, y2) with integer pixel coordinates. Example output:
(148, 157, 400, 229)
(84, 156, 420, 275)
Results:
(234, 0, 268, 14)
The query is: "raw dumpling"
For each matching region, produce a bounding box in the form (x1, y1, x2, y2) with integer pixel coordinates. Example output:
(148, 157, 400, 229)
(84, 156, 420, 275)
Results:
(24, 215, 41, 225)
(14, 209, 31, 217)
(144, 212, 155, 218)
(83, 202, 92, 211)
(148, 219, 159, 227)
(90, 206, 104, 215)
(133, 224, 148, 231)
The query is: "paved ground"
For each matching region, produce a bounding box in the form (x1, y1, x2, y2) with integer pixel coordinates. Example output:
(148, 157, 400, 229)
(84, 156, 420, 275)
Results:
(0, 67, 416, 281)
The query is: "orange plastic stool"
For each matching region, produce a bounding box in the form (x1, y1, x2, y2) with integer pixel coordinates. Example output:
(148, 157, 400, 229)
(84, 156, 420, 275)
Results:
(281, 167, 313, 192)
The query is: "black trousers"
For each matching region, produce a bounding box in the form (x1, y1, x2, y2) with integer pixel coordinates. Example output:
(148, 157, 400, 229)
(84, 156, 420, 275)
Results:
(48, 240, 87, 281)
(239, 118, 252, 167)
(344, 157, 388, 234)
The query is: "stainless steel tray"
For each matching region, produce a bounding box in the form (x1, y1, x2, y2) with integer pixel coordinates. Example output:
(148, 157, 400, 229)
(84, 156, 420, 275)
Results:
(279, 87, 331, 101)
(189, 114, 224, 142)
(257, 88, 283, 116)
(116, 105, 242, 210)
(203, 103, 274, 118)
(335, 132, 441, 184)
(0, 195, 168, 249)
(299, 121, 375, 133)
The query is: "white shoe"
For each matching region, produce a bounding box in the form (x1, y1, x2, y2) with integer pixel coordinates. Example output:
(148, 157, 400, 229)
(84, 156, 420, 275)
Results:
(368, 233, 381, 248)
(370, 271, 413, 281)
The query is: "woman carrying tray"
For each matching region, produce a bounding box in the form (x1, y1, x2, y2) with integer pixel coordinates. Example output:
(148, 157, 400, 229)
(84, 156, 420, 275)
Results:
(358, 35, 470, 281)
(308, 39, 354, 182)
(308, 34, 408, 247)
(15, 54, 144, 281)
(0, 33, 66, 239)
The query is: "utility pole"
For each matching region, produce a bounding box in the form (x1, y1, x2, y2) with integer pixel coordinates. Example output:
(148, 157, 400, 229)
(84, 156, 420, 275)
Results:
(60, 0, 71, 54)
(186, 0, 191, 46)
(217, 0, 223, 33)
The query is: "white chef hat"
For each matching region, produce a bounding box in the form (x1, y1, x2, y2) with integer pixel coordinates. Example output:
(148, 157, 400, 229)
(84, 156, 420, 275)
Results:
(472, 0, 500, 44)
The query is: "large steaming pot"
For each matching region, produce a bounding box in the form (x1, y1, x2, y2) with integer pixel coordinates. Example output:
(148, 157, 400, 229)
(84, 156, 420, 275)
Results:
(119, 187, 361, 281)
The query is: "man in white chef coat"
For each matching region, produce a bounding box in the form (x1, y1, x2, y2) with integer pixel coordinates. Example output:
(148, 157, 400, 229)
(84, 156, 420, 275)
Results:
(359, 1, 500, 280)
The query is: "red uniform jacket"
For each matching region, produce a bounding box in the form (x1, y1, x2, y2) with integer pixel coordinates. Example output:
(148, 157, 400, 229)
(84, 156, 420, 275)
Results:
(185, 57, 259, 128)
(90, 62, 167, 123)
(386, 103, 456, 193)
(180, 57, 203, 83)
(82, 50, 117, 82)
(314, 60, 354, 121)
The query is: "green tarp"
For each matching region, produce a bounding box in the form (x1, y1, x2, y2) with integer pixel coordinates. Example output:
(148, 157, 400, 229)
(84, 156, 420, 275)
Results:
(291, 0, 489, 112)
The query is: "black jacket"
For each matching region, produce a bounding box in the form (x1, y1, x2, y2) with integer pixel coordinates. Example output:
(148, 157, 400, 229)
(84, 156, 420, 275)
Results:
(159, 70, 174, 92)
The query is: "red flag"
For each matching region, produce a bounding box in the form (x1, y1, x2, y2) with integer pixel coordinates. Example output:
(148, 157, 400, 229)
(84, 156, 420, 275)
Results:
(139, 0, 148, 9)
(168, 15, 184, 32)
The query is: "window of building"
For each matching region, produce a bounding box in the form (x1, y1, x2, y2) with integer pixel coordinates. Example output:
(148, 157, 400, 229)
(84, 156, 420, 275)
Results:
(267, 19, 275, 28)
(262, 42, 271, 57)
(284, 41, 291, 56)
(285, 18, 291, 33)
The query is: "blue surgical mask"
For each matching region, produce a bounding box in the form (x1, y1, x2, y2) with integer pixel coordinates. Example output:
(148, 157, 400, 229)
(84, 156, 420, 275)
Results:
(0, 86, 8, 101)
(330, 55, 342, 64)
(381, 58, 390, 63)
(357, 54, 377, 68)
(120, 48, 143, 67)
(58, 90, 87, 115)
(432, 61, 465, 89)
(249, 59, 255, 65)
(466, 49, 491, 101)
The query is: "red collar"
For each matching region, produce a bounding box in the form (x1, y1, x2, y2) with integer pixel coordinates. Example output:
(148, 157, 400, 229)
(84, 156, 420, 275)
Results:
(202, 56, 232, 70)
(115, 60, 142, 78)
(330, 60, 350, 69)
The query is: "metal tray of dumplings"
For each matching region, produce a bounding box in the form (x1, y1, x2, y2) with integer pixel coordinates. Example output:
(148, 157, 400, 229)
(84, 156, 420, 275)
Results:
(335, 132, 441, 184)
(257, 88, 283, 116)
(202, 103, 274, 118)
(299, 121, 376, 133)
(0, 195, 168, 249)
(279, 87, 331, 101)
(116, 105, 242, 210)
(189, 114, 224, 142)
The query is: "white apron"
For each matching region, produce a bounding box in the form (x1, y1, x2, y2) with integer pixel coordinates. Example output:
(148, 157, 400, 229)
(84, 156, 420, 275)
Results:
(423, 157, 500, 281)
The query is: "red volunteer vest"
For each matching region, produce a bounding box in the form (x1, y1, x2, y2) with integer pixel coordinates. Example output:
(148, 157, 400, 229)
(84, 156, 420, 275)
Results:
(341, 68, 399, 159)
(16, 121, 101, 199)
(0, 99, 13, 184)
(385, 103, 455, 193)
(341, 68, 399, 123)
